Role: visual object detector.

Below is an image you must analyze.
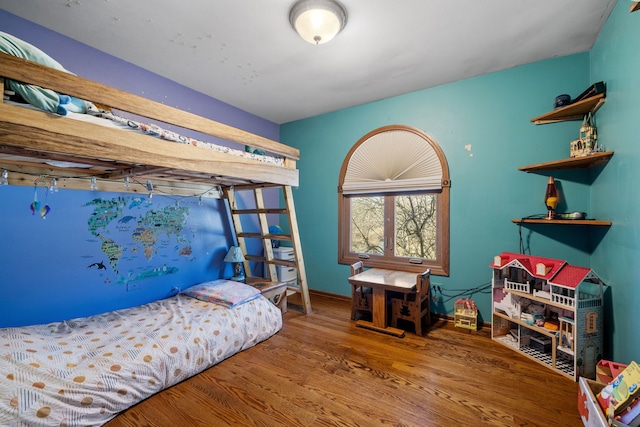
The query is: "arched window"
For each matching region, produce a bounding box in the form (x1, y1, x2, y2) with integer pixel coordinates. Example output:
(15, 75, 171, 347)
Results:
(338, 125, 450, 275)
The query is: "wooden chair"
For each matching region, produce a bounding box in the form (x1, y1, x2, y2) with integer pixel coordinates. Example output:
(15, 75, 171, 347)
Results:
(390, 269, 431, 335)
(349, 261, 372, 320)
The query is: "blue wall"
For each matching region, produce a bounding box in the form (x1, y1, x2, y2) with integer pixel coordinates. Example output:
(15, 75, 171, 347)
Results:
(282, 1, 637, 363)
(0, 186, 233, 327)
(0, 11, 280, 326)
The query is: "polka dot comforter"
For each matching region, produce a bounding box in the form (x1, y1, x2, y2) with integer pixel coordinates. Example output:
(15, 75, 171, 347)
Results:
(0, 294, 282, 426)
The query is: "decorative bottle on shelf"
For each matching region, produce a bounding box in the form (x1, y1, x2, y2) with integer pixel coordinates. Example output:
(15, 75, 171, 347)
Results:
(545, 176, 559, 220)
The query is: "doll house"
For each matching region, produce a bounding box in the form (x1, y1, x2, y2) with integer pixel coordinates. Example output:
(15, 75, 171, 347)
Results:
(454, 298, 478, 330)
(491, 252, 607, 380)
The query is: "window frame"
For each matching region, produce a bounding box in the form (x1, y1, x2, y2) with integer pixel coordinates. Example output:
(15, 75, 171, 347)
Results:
(338, 125, 450, 276)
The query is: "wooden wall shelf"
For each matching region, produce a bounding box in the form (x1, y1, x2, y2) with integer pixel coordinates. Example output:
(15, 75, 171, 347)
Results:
(530, 93, 605, 124)
(512, 218, 611, 226)
(518, 151, 614, 173)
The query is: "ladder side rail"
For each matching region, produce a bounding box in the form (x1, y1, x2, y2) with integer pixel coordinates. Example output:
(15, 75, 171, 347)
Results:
(223, 187, 252, 280)
(283, 186, 312, 314)
(253, 188, 278, 282)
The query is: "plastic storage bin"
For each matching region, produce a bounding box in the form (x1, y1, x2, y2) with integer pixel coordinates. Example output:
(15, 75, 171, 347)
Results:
(272, 247, 295, 261)
(272, 247, 297, 286)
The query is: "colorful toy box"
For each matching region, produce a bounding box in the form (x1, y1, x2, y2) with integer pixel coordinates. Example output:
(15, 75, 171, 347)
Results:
(578, 377, 630, 427)
(598, 360, 630, 385)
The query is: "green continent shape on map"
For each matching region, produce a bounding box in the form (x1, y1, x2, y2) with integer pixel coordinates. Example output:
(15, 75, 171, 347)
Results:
(132, 226, 158, 259)
(100, 237, 123, 274)
(84, 197, 126, 237)
(130, 205, 189, 260)
(138, 206, 189, 237)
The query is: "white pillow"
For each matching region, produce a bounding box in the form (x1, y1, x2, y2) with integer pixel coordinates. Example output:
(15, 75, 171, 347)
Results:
(181, 280, 260, 308)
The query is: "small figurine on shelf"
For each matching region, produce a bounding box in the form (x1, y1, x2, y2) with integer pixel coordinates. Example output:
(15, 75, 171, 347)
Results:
(544, 176, 559, 220)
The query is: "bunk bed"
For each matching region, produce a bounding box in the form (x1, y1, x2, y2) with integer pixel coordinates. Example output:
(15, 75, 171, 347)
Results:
(0, 39, 302, 426)
(0, 52, 299, 191)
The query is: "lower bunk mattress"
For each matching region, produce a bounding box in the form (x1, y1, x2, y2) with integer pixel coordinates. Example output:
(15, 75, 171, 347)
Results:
(0, 293, 282, 426)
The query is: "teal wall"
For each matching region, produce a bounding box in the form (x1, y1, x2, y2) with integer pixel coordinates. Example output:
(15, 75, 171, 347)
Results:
(588, 2, 640, 364)
(282, 0, 637, 363)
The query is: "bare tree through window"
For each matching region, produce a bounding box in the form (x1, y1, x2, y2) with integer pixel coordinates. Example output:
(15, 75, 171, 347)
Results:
(350, 196, 384, 254)
(350, 194, 437, 259)
(395, 194, 437, 259)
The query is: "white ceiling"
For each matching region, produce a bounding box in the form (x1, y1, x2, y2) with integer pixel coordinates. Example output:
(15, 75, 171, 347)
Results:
(0, 0, 617, 124)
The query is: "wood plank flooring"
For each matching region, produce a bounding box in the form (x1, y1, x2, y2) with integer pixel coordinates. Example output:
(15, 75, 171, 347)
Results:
(105, 293, 583, 426)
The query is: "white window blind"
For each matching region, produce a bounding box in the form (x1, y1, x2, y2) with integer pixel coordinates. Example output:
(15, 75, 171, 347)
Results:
(342, 129, 444, 195)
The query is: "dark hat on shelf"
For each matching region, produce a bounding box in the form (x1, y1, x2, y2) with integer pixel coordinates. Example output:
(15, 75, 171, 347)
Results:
(553, 94, 572, 109)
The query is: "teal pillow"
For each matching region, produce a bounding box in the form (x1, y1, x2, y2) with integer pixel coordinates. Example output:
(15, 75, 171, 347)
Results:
(245, 146, 266, 155)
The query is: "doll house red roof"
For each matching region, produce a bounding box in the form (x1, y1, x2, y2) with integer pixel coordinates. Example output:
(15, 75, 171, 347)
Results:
(490, 252, 604, 289)
(490, 252, 566, 280)
(549, 265, 598, 290)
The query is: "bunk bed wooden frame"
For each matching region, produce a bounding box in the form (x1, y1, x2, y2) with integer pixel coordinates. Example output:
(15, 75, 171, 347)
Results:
(0, 52, 298, 190)
(0, 51, 311, 314)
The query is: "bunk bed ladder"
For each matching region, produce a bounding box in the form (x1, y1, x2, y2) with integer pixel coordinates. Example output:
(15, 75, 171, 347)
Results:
(224, 185, 311, 314)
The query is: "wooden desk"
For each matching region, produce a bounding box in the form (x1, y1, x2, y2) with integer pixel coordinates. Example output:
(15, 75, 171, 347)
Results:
(348, 268, 417, 337)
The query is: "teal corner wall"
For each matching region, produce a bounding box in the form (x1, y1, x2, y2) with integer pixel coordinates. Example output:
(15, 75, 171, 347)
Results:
(588, 1, 640, 364)
(282, 0, 638, 363)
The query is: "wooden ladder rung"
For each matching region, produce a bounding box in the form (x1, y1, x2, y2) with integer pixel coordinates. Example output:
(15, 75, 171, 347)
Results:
(236, 232, 292, 241)
(231, 208, 289, 215)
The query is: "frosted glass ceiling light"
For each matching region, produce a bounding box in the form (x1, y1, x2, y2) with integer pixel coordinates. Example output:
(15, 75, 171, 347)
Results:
(289, 0, 347, 45)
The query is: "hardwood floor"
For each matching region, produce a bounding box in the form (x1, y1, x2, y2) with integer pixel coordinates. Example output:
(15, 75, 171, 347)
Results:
(106, 293, 583, 426)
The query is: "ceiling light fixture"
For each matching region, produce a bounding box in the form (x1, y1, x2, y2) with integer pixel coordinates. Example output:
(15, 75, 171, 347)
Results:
(289, 0, 347, 45)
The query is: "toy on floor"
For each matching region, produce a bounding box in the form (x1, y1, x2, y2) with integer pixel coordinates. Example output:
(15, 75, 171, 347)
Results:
(454, 298, 478, 331)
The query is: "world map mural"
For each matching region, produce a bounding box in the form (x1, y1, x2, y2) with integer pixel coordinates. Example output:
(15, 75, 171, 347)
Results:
(83, 196, 193, 284)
